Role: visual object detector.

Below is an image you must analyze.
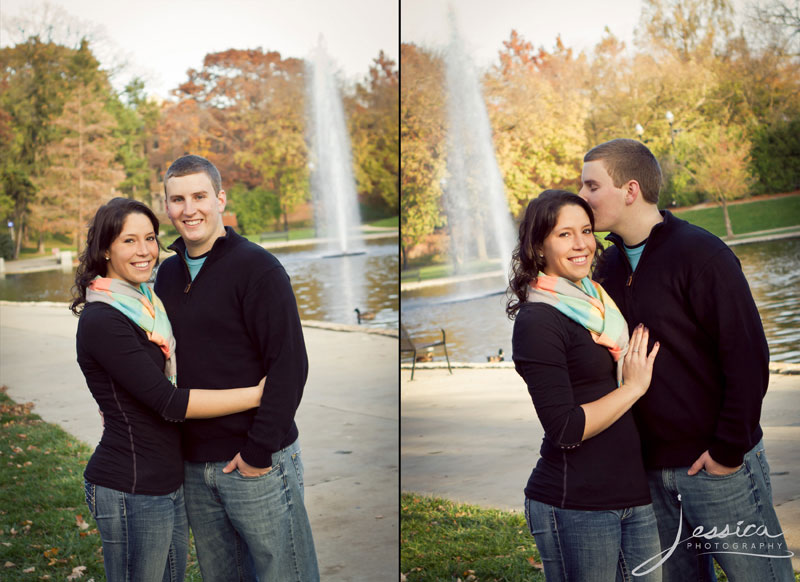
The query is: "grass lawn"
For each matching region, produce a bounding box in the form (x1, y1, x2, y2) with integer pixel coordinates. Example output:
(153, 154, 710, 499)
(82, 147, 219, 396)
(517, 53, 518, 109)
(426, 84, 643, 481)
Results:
(401, 493, 544, 582)
(401, 493, 799, 582)
(671, 194, 800, 238)
(369, 216, 399, 228)
(0, 387, 202, 581)
(401, 260, 504, 283)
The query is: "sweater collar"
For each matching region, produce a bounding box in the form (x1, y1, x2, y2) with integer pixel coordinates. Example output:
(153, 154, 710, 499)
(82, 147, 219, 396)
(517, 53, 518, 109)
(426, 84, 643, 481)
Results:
(604, 210, 676, 250)
(167, 226, 240, 258)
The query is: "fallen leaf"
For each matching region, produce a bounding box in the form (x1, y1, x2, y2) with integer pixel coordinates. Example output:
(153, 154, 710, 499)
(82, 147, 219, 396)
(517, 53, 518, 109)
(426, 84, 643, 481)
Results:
(66, 565, 86, 580)
(23, 566, 35, 573)
(43, 548, 58, 558)
(527, 556, 544, 570)
(75, 515, 89, 531)
(4, 561, 14, 568)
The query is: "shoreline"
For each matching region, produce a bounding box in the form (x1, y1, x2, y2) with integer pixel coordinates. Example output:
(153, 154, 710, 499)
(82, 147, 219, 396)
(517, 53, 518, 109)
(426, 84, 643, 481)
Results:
(401, 360, 800, 374)
(0, 299, 398, 337)
(401, 228, 800, 292)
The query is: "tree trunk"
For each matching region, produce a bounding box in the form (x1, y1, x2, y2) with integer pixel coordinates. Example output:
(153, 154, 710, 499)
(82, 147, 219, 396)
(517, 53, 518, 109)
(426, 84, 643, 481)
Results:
(13, 213, 23, 260)
(721, 197, 734, 238)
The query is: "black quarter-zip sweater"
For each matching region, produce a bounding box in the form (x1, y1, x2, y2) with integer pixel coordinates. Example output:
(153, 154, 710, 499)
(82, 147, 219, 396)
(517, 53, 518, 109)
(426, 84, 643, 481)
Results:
(155, 227, 307, 468)
(594, 211, 769, 469)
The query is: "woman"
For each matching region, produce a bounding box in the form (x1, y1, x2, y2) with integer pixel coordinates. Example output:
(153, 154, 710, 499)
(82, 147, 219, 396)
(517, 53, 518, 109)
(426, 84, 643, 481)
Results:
(72, 197, 265, 582)
(507, 190, 661, 581)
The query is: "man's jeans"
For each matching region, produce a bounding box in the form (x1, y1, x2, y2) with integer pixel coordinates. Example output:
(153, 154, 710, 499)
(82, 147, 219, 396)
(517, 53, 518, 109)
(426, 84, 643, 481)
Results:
(183, 438, 320, 582)
(84, 481, 188, 582)
(525, 498, 662, 581)
(648, 439, 793, 581)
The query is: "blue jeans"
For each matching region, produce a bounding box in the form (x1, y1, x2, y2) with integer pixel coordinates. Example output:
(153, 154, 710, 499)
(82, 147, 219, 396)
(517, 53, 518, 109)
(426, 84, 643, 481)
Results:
(84, 481, 188, 582)
(525, 498, 662, 581)
(647, 439, 793, 582)
(183, 438, 319, 582)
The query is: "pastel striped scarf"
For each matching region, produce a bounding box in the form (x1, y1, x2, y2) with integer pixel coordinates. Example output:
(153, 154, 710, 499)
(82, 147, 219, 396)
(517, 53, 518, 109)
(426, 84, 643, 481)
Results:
(86, 277, 177, 385)
(528, 274, 629, 385)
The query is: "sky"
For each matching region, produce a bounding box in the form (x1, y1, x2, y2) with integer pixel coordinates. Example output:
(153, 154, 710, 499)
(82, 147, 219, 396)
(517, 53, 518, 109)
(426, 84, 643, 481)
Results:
(0, 0, 399, 99)
(402, 0, 644, 70)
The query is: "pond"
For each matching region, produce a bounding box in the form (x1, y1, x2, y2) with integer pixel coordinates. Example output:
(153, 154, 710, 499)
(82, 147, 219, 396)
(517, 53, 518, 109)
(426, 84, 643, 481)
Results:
(0, 238, 399, 331)
(401, 237, 800, 364)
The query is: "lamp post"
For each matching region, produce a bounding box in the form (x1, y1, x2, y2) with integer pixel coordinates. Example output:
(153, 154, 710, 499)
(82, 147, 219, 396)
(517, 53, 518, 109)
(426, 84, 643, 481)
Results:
(665, 110, 675, 148)
(635, 123, 644, 139)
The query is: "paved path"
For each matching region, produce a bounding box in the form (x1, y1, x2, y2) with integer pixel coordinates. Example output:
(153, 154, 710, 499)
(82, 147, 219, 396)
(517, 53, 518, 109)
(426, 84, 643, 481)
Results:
(0, 301, 398, 581)
(401, 366, 800, 573)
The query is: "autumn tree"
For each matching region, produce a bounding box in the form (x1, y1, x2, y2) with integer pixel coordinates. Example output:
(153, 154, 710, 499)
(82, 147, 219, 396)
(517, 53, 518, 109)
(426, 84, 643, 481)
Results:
(400, 43, 447, 269)
(31, 50, 124, 251)
(160, 49, 309, 232)
(692, 126, 753, 236)
(485, 31, 589, 214)
(347, 51, 399, 218)
(639, 0, 734, 61)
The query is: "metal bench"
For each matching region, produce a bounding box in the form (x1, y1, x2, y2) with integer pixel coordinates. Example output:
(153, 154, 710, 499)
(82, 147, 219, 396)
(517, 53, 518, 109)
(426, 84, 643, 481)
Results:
(400, 324, 452, 381)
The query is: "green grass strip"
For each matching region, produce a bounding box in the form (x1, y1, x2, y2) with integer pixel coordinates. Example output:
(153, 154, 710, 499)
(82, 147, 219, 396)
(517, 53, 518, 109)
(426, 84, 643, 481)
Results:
(672, 195, 800, 238)
(401, 493, 798, 581)
(401, 493, 545, 581)
(0, 388, 202, 581)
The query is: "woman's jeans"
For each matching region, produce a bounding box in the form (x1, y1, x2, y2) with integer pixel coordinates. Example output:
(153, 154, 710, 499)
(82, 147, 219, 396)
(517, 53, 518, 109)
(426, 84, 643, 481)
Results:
(525, 497, 662, 581)
(84, 481, 188, 582)
(183, 438, 319, 582)
(647, 439, 793, 582)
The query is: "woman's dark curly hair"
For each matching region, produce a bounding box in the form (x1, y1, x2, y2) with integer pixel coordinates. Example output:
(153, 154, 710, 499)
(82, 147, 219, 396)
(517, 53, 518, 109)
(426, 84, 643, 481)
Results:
(506, 190, 600, 319)
(70, 197, 161, 315)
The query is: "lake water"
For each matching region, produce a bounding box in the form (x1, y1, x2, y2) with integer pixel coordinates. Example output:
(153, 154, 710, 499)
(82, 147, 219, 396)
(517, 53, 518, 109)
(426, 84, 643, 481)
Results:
(0, 238, 399, 331)
(401, 237, 800, 363)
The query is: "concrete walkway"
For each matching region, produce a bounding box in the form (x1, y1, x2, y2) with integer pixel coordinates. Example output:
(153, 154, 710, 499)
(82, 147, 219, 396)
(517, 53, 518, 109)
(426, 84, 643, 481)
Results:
(401, 365, 800, 573)
(0, 301, 398, 581)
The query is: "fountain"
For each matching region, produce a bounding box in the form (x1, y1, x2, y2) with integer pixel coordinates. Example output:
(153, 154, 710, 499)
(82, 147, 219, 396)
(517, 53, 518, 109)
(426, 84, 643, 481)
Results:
(306, 37, 365, 258)
(442, 8, 515, 272)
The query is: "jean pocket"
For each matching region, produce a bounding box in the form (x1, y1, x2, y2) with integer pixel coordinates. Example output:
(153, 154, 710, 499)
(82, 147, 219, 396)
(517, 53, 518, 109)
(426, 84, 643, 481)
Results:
(699, 462, 747, 480)
(236, 462, 281, 480)
(84, 481, 96, 517)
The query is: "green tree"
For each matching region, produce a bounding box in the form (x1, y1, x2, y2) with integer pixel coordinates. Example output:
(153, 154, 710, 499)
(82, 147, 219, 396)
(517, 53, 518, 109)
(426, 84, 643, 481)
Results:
(749, 119, 800, 194)
(0, 37, 80, 256)
(226, 182, 280, 235)
(110, 78, 161, 201)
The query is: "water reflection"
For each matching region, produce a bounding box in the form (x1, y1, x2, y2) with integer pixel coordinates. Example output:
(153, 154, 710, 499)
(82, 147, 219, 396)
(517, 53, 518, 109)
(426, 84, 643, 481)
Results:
(401, 237, 800, 363)
(0, 238, 399, 331)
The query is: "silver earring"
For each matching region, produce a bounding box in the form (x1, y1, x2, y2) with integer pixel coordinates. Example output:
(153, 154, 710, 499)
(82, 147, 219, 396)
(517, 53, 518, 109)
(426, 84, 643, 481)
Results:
(105, 256, 110, 261)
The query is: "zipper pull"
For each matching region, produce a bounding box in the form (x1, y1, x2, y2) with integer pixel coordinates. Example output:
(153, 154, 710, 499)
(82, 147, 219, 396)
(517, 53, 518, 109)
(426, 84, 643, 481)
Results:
(184, 282, 191, 294)
(626, 274, 633, 287)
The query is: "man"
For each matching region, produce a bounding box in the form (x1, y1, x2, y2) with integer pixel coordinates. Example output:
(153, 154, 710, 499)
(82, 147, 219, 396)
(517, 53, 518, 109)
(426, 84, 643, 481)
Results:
(155, 154, 319, 581)
(579, 139, 792, 581)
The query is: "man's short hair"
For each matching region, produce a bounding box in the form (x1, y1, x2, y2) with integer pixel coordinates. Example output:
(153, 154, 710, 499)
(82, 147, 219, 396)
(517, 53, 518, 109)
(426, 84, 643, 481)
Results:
(164, 155, 222, 196)
(584, 139, 662, 204)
